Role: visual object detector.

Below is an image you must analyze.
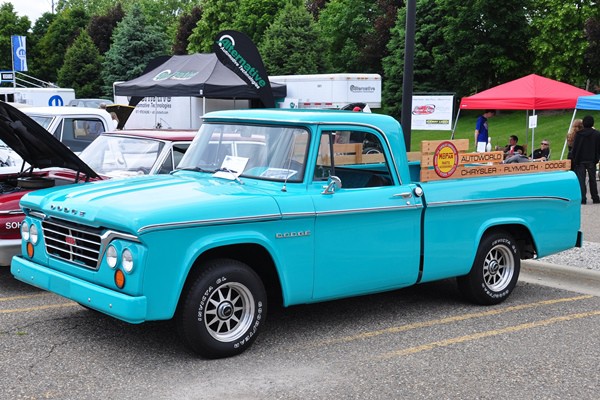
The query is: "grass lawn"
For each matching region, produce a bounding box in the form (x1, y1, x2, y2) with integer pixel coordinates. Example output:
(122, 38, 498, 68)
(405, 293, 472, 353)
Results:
(409, 109, 600, 159)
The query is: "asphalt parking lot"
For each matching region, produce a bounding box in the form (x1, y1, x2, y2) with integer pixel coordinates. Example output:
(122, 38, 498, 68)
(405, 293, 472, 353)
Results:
(2, 272, 599, 398)
(1, 204, 598, 399)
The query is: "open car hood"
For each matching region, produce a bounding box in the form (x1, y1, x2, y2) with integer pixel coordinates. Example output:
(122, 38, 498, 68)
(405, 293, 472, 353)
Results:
(0, 101, 98, 178)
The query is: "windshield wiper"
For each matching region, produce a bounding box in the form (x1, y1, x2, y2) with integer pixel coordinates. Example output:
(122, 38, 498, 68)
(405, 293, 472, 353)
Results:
(177, 166, 210, 173)
(214, 167, 244, 185)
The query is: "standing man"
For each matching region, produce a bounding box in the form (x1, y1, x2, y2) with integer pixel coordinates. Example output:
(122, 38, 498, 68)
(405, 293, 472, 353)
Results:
(474, 110, 496, 152)
(571, 115, 600, 204)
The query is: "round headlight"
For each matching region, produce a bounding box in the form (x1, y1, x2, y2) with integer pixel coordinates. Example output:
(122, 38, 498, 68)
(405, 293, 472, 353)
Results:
(29, 224, 39, 245)
(21, 221, 30, 241)
(106, 245, 118, 269)
(122, 249, 134, 273)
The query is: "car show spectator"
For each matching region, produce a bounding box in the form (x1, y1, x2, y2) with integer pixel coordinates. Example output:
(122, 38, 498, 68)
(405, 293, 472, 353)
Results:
(503, 135, 519, 156)
(474, 110, 496, 152)
(570, 115, 600, 204)
(567, 118, 584, 163)
(532, 140, 550, 161)
(503, 145, 529, 163)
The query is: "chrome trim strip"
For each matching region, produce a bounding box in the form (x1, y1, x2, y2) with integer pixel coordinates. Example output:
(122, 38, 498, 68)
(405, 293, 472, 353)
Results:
(281, 211, 317, 219)
(426, 196, 572, 207)
(28, 211, 47, 219)
(315, 204, 422, 216)
(0, 209, 24, 215)
(138, 214, 282, 234)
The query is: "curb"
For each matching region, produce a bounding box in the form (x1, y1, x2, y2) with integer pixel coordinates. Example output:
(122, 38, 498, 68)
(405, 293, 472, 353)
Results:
(520, 260, 600, 296)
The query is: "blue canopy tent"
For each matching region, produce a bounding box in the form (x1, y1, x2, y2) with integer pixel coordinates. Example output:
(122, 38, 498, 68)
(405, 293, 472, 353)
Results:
(561, 94, 600, 159)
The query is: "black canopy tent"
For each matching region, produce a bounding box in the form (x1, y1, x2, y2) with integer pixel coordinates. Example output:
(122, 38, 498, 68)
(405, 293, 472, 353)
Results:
(114, 53, 286, 102)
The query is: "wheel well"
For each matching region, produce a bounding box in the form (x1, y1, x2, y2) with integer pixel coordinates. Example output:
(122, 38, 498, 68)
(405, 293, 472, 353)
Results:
(181, 244, 283, 307)
(483, 224, 536, 259)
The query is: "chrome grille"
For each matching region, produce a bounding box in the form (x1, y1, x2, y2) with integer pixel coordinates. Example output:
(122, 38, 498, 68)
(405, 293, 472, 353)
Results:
(42, 220, 102, 269)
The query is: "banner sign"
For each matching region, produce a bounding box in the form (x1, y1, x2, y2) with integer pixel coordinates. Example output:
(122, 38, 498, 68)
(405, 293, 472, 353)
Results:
(11, 35, 27, 72)
(411, 95, 454, 131)
(418, 140, 570, 182)
(213, 30, 275, 108)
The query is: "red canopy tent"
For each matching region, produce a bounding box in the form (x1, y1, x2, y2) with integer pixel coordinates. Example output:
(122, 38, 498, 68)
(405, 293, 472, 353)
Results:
(455, 74, 593, 153)
(459, 74, 593, 110)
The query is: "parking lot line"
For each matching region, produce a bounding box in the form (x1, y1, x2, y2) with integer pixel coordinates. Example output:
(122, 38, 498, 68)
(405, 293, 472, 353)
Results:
(0, 302, 78, 314)
(0, 293, 53, 302)
(377, 310, 600, 359)
(309, 295, 593, 348)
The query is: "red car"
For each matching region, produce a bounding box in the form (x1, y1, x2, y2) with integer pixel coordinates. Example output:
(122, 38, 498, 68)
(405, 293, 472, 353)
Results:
(0, 101, 196, 265)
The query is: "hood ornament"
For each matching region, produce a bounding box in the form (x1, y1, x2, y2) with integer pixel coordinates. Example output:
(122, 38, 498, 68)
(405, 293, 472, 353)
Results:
(50, 204, 86, 217)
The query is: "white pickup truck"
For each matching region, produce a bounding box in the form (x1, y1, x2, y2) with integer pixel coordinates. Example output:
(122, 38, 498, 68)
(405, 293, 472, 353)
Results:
(22, 106, 115, 152)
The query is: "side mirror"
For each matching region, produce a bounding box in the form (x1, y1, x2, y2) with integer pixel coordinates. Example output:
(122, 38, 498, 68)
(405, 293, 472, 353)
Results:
(321, 176, 342, 195)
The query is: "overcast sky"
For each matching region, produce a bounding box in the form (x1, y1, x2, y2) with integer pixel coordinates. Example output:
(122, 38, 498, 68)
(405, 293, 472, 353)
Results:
(7, 0, 54, 23)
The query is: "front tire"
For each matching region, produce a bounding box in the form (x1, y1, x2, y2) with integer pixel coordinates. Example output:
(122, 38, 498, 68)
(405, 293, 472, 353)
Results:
(177, 259, 267, 359)
(457, 232, 520, 305)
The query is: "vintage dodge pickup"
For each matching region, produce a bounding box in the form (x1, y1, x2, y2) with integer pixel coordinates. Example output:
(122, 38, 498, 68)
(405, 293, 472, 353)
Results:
(11, 109, 582, 358)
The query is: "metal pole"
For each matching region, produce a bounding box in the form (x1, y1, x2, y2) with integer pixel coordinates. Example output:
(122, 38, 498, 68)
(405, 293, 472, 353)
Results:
(401, 0, 416, 151)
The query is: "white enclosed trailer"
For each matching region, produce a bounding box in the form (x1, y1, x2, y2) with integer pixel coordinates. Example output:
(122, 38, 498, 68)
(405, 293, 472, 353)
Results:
(269, 73, 381, 110)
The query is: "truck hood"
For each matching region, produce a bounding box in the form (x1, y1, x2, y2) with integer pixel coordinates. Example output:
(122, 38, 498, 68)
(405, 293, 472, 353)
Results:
(21, 174, 282, 235)
(0, 102, 98, 177)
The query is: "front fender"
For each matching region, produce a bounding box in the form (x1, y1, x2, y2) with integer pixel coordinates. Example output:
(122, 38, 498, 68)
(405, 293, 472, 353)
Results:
(140, 224, 314, 320)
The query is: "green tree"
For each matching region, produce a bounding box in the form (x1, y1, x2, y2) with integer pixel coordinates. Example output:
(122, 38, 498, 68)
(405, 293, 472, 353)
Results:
(57, 30, 103, 97)
(316, 0, 379, 72)
(102, 3, 169, 95)
(187, 0, 239, 52)
(583, 15, 600, 89)
(0, 3, 31, 71)
(35, 7, 90, 83)
(88, 3, 125, 54)
(26, 12, 57, 79)
(529, 0, 593, 86)
(436, 0, 533, 96)
(259, 1, 325, 75)
(231, 0, 287, 46)
(383, 0, 444, 119)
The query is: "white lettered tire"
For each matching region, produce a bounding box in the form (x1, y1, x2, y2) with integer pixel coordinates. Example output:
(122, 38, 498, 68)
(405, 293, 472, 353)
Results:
(177, 259, 267, 358)
(457, 232, 520, 305)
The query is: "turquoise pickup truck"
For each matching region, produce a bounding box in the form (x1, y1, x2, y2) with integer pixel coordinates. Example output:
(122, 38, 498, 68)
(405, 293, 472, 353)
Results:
(11, 109, 582, 358)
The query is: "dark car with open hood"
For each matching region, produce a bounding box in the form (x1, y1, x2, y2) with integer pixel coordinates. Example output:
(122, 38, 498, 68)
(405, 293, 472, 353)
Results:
(0, 101, 196, 265)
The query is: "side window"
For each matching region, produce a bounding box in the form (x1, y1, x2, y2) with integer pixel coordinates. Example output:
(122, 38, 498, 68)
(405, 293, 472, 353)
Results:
(314, 130, 391, 188)
(65, 118, 104, 152)
(159, 143, 190, 174)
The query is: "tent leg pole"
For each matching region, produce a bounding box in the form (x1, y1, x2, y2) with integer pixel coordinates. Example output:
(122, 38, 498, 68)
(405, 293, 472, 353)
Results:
(450, 110, 461, 140)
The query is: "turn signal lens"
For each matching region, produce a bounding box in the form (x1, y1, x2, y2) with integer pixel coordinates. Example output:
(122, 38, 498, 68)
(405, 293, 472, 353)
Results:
(21, 221, 30, 241)
(26, 242, 34, 258)
(114, 269, 125, 289)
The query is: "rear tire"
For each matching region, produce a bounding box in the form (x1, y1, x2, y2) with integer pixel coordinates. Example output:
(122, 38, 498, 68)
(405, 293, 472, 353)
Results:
(457, 232, 520, 305)
(177, 259, 267, 358)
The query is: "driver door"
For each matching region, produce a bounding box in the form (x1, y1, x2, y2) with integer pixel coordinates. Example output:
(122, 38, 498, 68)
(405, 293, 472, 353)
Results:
(310, 128, 423, 300)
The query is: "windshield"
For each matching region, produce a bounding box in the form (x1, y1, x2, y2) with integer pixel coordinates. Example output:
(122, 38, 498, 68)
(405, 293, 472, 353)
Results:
(178, 123, 310, 182)
(79, 135, 165, 178)
(28, 115, 54, 130)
